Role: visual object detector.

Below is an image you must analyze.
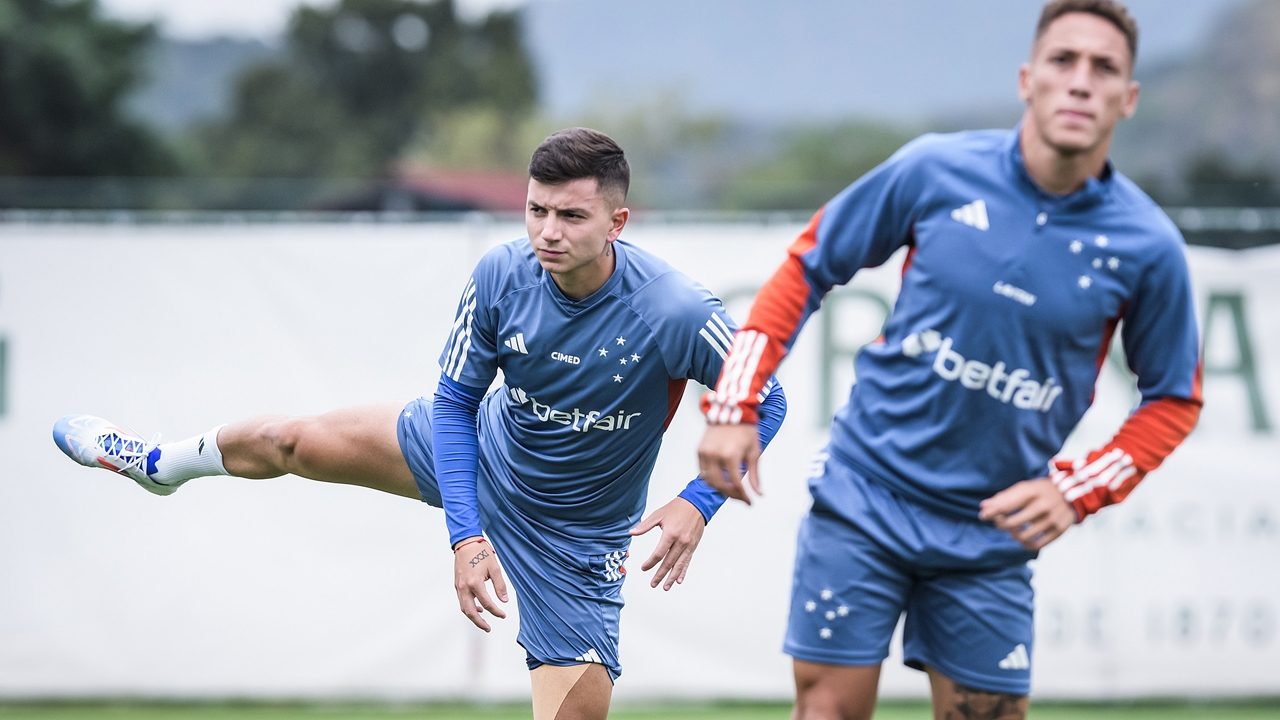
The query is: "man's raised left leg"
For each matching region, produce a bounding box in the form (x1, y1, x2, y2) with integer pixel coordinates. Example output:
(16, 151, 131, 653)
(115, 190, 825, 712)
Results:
(54, 403, 421, 499)
(217, 403, 419, 498)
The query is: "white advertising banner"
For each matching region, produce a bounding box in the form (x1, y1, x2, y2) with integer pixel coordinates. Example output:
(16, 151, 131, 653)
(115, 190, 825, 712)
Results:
(0, 222, 1276, 700)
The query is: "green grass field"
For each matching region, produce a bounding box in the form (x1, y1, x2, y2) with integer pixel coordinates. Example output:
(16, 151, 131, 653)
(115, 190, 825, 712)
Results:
(3, 701, 1279, 720)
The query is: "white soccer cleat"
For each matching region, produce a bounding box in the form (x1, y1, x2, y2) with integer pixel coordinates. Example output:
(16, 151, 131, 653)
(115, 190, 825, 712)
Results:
(52, 414, 180, 496)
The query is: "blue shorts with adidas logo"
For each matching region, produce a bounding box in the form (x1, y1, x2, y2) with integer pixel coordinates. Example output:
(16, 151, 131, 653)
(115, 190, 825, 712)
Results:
(397, 397, 627, 680)
(784, 452, 1036, 695)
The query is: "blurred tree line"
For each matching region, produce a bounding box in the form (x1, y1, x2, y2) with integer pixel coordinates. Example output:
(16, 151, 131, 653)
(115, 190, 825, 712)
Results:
(0, 0, 536, 180)
(0, 0, 174, 175)
(0, 0, 1275, 214)
(187, 0, 536, 177)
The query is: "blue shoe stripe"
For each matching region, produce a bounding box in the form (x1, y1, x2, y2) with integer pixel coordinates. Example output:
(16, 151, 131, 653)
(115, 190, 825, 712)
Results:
(146, 446, 161, 477)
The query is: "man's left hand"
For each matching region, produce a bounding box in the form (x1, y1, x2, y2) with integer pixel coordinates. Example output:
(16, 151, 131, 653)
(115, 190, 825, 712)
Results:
(979, 478, 1077, 551)
(629, 497, 706, 591)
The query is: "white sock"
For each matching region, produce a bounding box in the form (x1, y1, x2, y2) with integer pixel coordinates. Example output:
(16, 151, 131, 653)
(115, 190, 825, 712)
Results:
(151, 425, 229, 483)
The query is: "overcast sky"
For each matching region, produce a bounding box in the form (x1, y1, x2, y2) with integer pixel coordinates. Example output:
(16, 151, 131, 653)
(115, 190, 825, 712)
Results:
(99, 0, 528, 38)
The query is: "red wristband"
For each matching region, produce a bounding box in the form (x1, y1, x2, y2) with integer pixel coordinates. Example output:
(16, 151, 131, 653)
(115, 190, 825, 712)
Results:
(452, 537, 487, 553)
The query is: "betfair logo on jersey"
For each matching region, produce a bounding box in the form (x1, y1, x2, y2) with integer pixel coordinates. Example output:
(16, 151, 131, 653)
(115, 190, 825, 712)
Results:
(902, 331, 1064, 412)
(508, 386, 640, 432)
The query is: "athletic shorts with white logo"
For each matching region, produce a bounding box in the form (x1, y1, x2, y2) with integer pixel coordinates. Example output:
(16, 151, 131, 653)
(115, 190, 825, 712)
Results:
(397, 397, 627, 680)
(784, 454, 1035, 695)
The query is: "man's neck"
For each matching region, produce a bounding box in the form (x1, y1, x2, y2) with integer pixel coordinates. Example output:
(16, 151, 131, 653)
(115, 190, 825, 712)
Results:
(1019, 113, 1112, 196)
(552, 250, 616, 301)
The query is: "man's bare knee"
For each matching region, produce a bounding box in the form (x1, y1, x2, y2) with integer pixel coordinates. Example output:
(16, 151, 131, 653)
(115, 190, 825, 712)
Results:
(264, 416, 324, 476)
(793, 660, 879, 720)
(927, 666, 1027, 720)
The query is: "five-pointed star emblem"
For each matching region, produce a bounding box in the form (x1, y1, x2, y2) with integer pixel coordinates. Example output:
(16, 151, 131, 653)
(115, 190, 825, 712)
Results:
(631, 354, 640, 362)
(598, 348, 608, 357)
(615, 336, 626, 346)
(613, 374, 623, 382)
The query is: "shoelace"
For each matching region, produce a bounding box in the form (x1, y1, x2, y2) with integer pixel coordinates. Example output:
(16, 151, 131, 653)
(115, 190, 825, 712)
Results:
(95, 429, 161, 475)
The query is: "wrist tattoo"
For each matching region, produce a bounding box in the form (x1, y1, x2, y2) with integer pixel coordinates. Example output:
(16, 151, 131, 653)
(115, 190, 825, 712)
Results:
(469, 548, 491, 568)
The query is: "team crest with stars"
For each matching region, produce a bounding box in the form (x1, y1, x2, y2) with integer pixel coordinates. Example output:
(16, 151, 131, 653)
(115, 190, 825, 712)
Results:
(1067, 234, 1122, 291)
(598, 335, 639, 383)
(804, 588, 850, 641)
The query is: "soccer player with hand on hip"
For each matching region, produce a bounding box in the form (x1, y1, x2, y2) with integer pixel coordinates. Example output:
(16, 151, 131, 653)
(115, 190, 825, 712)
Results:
(54, 128, 786, 720)
(697, 2, 1200, 719)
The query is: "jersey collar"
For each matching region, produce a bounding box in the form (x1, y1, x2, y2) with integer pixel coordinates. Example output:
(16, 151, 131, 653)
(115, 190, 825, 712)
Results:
(541, 238, 629, 313)
(1006, 124, 1115, 212)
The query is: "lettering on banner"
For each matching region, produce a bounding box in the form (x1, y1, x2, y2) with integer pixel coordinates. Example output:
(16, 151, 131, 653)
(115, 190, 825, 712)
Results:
(1203, 292, 1271, 432)
(1041, 598, 1276, 650)
(1041, 600, 1110, 649)
(1144, 600, 1276, 649)
(1078, 502, 1276, 544)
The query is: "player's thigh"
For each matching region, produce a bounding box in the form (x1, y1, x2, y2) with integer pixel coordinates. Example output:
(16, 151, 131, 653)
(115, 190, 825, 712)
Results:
(793, 660, 880, 720)
(530, 663, 611, 720)
(287, 402, 418, 499)
(784, 508, 911, 667)
(903, 563, 1034, 698)
(926, 665, 1027, 720)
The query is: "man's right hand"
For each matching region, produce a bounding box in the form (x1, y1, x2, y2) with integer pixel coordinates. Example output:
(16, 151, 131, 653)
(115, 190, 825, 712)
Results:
(697, 423, 762, 505)
(452, 538, 508, 632)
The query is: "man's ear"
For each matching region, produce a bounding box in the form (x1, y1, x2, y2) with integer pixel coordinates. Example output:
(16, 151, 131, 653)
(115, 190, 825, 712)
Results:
(608, 206, 630, 241)
(1017, 62, 1033, 104)
(1121, 80, 1140, 119)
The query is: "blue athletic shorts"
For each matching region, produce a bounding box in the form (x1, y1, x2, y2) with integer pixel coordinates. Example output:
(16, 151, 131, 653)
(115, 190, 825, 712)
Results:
(397, 397, 627, 680)
(784, 453, 1035, 695)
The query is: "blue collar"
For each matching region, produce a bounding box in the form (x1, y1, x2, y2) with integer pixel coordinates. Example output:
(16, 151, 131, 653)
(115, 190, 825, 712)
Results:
(1005, 125, 1114, 211)
(541, 238, 628, 312)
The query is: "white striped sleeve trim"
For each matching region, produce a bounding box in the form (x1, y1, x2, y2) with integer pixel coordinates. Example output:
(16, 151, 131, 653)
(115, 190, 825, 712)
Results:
(1053, 448, 1138, 503)
(442, 279, 478, 381)
(699, 329, 728, 360)
(709, 313, 734, 346)
(698, 314, 734, 360)
(706, 329, 769, 424)
(757, 377, 777, 404)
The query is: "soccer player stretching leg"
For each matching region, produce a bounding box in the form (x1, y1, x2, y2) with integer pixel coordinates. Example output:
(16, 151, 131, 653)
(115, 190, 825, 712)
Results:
(697, 2, 1199, 719)
(54, 128, 786, 720)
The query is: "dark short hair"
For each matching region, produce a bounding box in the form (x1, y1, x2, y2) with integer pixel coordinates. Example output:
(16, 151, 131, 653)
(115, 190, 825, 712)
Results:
(528, 128, 630, 204)
(1036, 0, 1139, 62)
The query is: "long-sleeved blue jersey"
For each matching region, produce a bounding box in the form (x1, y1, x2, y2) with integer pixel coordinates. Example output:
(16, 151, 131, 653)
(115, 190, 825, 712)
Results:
(705, 128, 1201, 520)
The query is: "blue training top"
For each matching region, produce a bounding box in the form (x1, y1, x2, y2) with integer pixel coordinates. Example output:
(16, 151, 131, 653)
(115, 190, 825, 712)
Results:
(717, 128, 1200, 521)
(434, 237, 785, 551)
